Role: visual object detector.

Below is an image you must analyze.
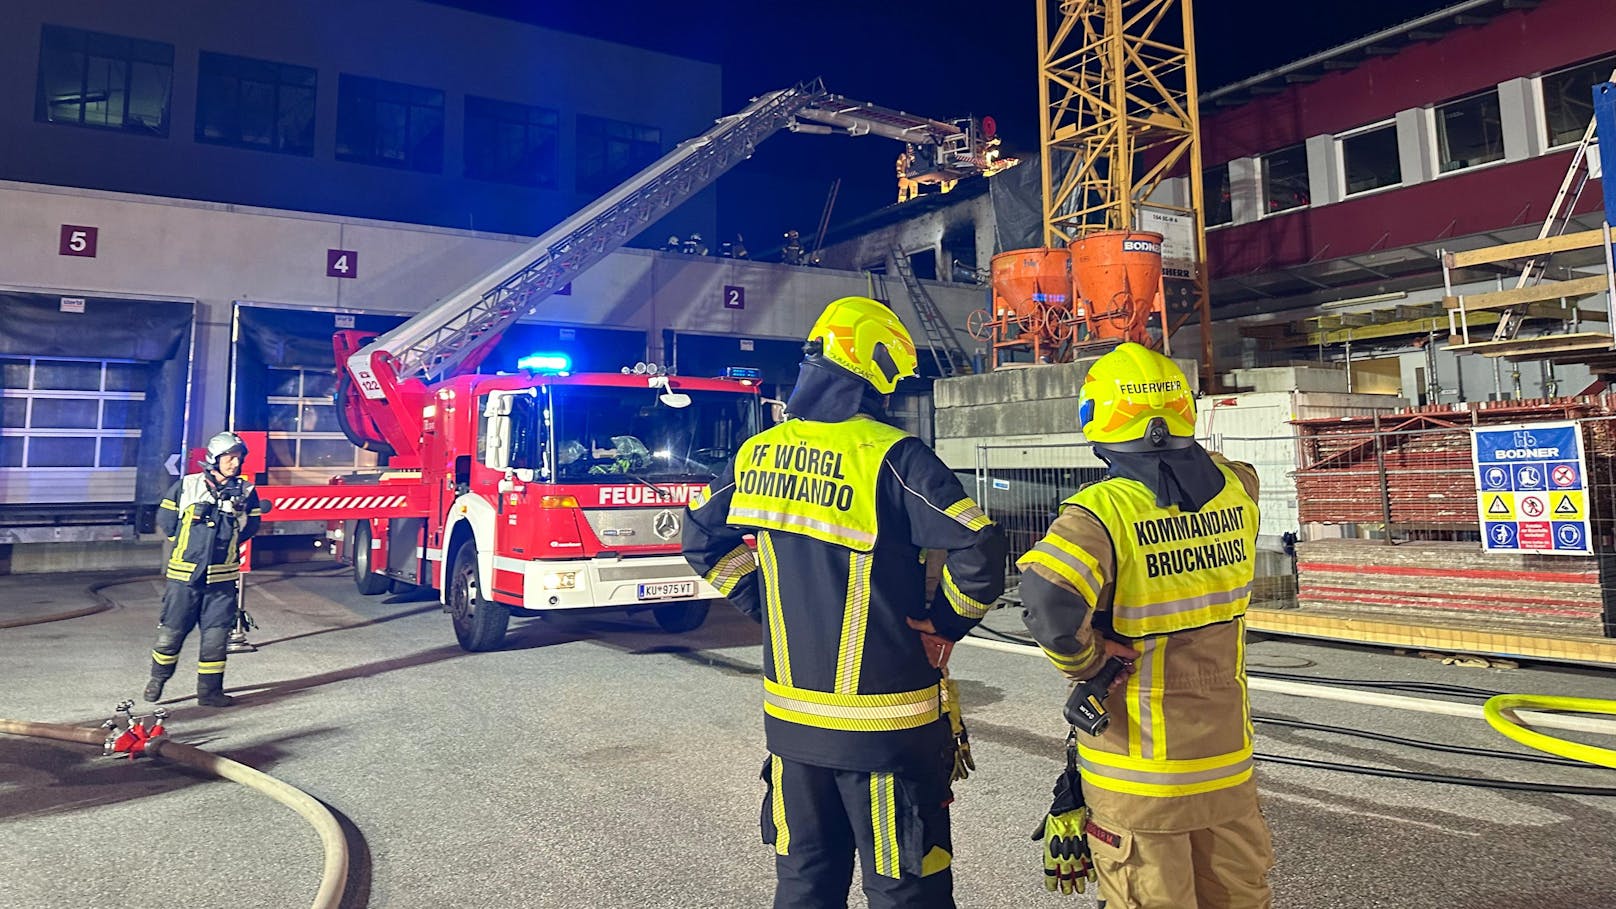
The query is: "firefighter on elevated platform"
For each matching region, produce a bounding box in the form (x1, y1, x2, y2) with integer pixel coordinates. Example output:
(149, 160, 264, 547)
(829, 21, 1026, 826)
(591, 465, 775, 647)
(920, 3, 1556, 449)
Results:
(1020, 343, 1273, 907)
(143, 431, 262, 708)
(683, 296, 1006, 908)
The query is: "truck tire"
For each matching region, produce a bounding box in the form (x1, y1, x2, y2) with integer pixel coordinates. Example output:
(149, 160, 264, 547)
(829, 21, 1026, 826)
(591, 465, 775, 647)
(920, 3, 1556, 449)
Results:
(653, 600, 711, 633)
(448, 541, 509, 652)
(353, 522, 391, 596)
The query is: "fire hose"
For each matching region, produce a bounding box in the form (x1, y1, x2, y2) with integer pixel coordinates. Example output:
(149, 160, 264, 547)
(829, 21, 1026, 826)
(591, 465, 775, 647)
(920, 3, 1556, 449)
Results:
(0, 718, 348, 909)
(1483, 695, 1616, 770)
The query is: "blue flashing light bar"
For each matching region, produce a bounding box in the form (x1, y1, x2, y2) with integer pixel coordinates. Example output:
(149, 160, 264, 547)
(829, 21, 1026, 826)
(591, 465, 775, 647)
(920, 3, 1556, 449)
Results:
(518, 352, 573, 374)
(724, 366, 764, 380)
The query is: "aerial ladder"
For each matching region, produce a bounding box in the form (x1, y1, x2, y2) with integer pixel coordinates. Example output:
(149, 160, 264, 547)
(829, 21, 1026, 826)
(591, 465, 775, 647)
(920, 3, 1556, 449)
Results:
(337, 80, 997, 459)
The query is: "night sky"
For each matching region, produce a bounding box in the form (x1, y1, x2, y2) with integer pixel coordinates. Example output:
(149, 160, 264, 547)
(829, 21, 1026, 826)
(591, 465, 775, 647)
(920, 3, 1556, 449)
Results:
(432, 0, 1459, 251)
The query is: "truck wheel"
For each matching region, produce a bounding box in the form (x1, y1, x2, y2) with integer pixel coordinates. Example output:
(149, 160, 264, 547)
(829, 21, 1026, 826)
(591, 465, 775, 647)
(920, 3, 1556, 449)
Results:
(353, 522, 390, 596)
(448, 542, 509, 652)
(653, 600, 711, 633)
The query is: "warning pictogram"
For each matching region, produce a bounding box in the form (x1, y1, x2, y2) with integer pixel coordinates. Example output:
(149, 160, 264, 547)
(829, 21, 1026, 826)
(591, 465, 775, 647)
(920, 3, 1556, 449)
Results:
(1485, 494, 1512, 517)
(1552, 464, 1579, 488)
(1550, 491, 1585, 520)
(1520, 495, 1545, 518)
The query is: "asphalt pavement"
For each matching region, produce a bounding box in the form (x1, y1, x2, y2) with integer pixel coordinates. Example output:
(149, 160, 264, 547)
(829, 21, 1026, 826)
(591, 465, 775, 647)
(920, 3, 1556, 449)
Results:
(3, 564, 1615, 908)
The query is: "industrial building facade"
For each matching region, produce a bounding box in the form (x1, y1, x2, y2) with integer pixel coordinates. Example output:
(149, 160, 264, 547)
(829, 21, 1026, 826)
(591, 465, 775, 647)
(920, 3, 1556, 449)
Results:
(0, 1, 987, 557)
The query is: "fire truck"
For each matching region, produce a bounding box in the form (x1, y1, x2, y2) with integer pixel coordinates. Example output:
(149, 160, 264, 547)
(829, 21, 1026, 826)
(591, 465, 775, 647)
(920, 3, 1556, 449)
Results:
(256, 81, 997, 651)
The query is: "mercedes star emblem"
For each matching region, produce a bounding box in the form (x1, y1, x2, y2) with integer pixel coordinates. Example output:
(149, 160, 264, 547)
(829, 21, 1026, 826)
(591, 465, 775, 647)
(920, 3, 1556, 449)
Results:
(652, 509, 681, 541)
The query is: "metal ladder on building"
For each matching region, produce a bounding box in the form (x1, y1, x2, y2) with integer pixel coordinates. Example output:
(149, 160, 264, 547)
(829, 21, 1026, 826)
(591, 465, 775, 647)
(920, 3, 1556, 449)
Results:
(348, 82, 990, 394)
(1492, 69, 1614, 342)
(889, 246, 974, 377)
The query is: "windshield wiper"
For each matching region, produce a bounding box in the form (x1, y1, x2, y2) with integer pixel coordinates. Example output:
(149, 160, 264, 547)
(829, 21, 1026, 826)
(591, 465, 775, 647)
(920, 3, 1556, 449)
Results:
(620, 470, 674, 501)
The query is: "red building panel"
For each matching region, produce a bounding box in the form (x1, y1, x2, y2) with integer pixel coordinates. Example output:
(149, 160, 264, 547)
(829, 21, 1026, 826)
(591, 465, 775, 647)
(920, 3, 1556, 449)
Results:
(1202, 0, 1616, 163)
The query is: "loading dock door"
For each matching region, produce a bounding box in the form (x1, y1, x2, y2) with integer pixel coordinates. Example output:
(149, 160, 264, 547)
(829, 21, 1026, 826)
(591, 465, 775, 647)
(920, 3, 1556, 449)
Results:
(0, 290, 193, 533)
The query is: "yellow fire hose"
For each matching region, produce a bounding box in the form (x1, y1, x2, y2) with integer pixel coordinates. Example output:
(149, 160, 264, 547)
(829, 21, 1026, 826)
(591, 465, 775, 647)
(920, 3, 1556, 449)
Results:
(1482, 696, 1616, 770)
(0, 718, 348, 909)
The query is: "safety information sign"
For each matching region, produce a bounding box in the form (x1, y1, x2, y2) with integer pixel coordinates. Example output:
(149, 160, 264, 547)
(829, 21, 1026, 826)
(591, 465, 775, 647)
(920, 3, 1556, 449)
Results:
(1472, 421, 1591, 555)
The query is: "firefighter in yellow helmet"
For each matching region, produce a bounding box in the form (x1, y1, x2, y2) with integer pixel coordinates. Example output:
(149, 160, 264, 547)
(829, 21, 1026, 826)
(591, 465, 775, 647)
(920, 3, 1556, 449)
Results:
(1020, 343, 1273, 907)
(683, 296, 1006, 908)
(143, 431, 263, 708)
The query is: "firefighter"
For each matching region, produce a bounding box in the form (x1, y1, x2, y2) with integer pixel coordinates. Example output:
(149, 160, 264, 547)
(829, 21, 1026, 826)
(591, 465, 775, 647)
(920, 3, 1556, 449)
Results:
(1019, 343, 1273, 908)
(142, 431, 263, 708)
(683, 296, 1006, 909)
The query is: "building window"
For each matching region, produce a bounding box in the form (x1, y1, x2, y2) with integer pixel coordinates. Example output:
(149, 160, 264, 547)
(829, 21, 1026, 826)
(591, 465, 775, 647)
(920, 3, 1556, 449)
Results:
(35, 25, 173, 136)
(1261, 145, 1309, 213)
(1543, 54, 1616, 148)
(264, 368, 377, 483)
(196, 52, 316, 155)
(336, 74, 444, 172)
(1203, 165, 1232, 226)
(465, 95, 559, 187)
(577, 115, 661, 195)
(1340, 124, 1402, 195)
(1435, 90, 1504, 173)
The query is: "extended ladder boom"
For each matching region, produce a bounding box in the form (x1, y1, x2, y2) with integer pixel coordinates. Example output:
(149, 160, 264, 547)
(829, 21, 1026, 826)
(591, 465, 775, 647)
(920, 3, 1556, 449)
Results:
(347, 83, 993, 405)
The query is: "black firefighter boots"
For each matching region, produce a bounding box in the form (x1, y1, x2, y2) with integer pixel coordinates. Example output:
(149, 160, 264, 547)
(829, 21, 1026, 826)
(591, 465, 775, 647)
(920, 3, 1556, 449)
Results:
(196, 673, 236, 708)
(143, 677, 166, 703)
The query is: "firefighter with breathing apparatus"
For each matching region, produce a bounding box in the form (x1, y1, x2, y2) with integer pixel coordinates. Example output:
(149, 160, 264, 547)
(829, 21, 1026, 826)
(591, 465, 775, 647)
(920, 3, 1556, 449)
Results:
(142, 431, 263, 708)
(683, 296, 1006, 908)
(1020, 343, 1273, 907)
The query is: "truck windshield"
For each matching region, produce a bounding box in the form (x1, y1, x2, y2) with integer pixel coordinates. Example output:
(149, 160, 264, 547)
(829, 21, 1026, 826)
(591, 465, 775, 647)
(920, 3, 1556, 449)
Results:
(552, 386, 759, 482)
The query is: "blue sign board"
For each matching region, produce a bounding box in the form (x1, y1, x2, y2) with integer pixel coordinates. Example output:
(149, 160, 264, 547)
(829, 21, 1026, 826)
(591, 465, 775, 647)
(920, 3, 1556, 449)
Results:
(1471, 421, 1591, 555)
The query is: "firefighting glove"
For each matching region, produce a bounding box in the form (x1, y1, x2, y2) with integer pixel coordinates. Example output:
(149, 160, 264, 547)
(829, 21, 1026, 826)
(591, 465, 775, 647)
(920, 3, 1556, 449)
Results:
(1030, 736, 1096, 895)
(941, 676, 975, 782)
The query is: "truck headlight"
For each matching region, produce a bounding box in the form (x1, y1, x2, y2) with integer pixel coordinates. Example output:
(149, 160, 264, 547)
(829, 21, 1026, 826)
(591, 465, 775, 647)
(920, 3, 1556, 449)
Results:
(541, 571, 577, 590)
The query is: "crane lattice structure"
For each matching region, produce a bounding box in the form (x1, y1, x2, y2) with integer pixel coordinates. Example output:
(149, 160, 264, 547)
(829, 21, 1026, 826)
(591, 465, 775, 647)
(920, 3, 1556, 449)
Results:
(1036, 0, 1211, 365)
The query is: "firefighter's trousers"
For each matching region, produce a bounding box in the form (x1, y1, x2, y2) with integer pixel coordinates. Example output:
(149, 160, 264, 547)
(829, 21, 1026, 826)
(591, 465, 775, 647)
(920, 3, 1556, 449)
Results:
(1087, 805, 1273, 909)
(760, 754, 954, 909)
(149, 580, 238, 696)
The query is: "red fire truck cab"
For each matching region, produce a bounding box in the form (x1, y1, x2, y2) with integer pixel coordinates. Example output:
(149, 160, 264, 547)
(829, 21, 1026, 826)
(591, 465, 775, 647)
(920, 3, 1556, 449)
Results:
(318, 365, 763, 650)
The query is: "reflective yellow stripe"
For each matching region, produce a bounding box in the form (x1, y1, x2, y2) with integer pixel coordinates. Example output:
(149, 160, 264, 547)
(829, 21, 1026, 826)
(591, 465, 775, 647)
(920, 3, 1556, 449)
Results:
(770, 756, 791, 856)
(1237, 616, 1253, 739)
(702, 544, 757, 596)
(1147, 637, 1167, 758)
(1125, 647, 1145, 759)
(197, 660, 226, 674)
(158, 500, 178, 511)
(941, 566, 992, 619)
(763, 679, 940, 732)
(727, 507, 876, 549)
(760, 533, 791, 687)
(1018, 537, 1103, 604)
(943, 498, 992, 531)
(1114, 584, 1252, 637)
(1079, 743, 1255, 798)
(1041, 641, 1096, 675)
(835, 552, 871, 693)
(151, 650, 179, 666)
(689, 483, 718, 512)
(870, 773, 901, 878)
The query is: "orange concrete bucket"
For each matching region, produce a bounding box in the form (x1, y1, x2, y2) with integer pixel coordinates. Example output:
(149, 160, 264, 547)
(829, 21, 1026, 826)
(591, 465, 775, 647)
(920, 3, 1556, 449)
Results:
(1070, 230, 1163, 341)
(990, 248, 1071, 321)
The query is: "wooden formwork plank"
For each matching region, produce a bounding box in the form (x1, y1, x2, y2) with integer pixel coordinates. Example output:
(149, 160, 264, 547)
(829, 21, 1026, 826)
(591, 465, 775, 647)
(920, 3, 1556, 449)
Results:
(1446, 331, 1614, 358)
(1443, 274, 1611, 313)
(1246, 608, 1616, 667)
(1444, 228, 1608, 269)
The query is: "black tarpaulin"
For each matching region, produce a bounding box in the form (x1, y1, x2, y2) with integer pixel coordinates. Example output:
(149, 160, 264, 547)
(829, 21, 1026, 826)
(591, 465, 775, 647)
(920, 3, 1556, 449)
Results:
(0, 290, 193, 513)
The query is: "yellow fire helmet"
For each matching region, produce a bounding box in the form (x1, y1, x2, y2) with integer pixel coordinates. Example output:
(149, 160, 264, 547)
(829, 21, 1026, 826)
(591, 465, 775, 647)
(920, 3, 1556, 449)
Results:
(807, 296, 919, 394)
(1078, 342, 1197, 451)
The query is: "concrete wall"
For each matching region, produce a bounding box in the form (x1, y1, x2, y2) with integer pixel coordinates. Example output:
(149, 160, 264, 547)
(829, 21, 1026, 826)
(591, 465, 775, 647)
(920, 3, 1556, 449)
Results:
(931, 357, 1200, 470)
(0, 0, 721, 241)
